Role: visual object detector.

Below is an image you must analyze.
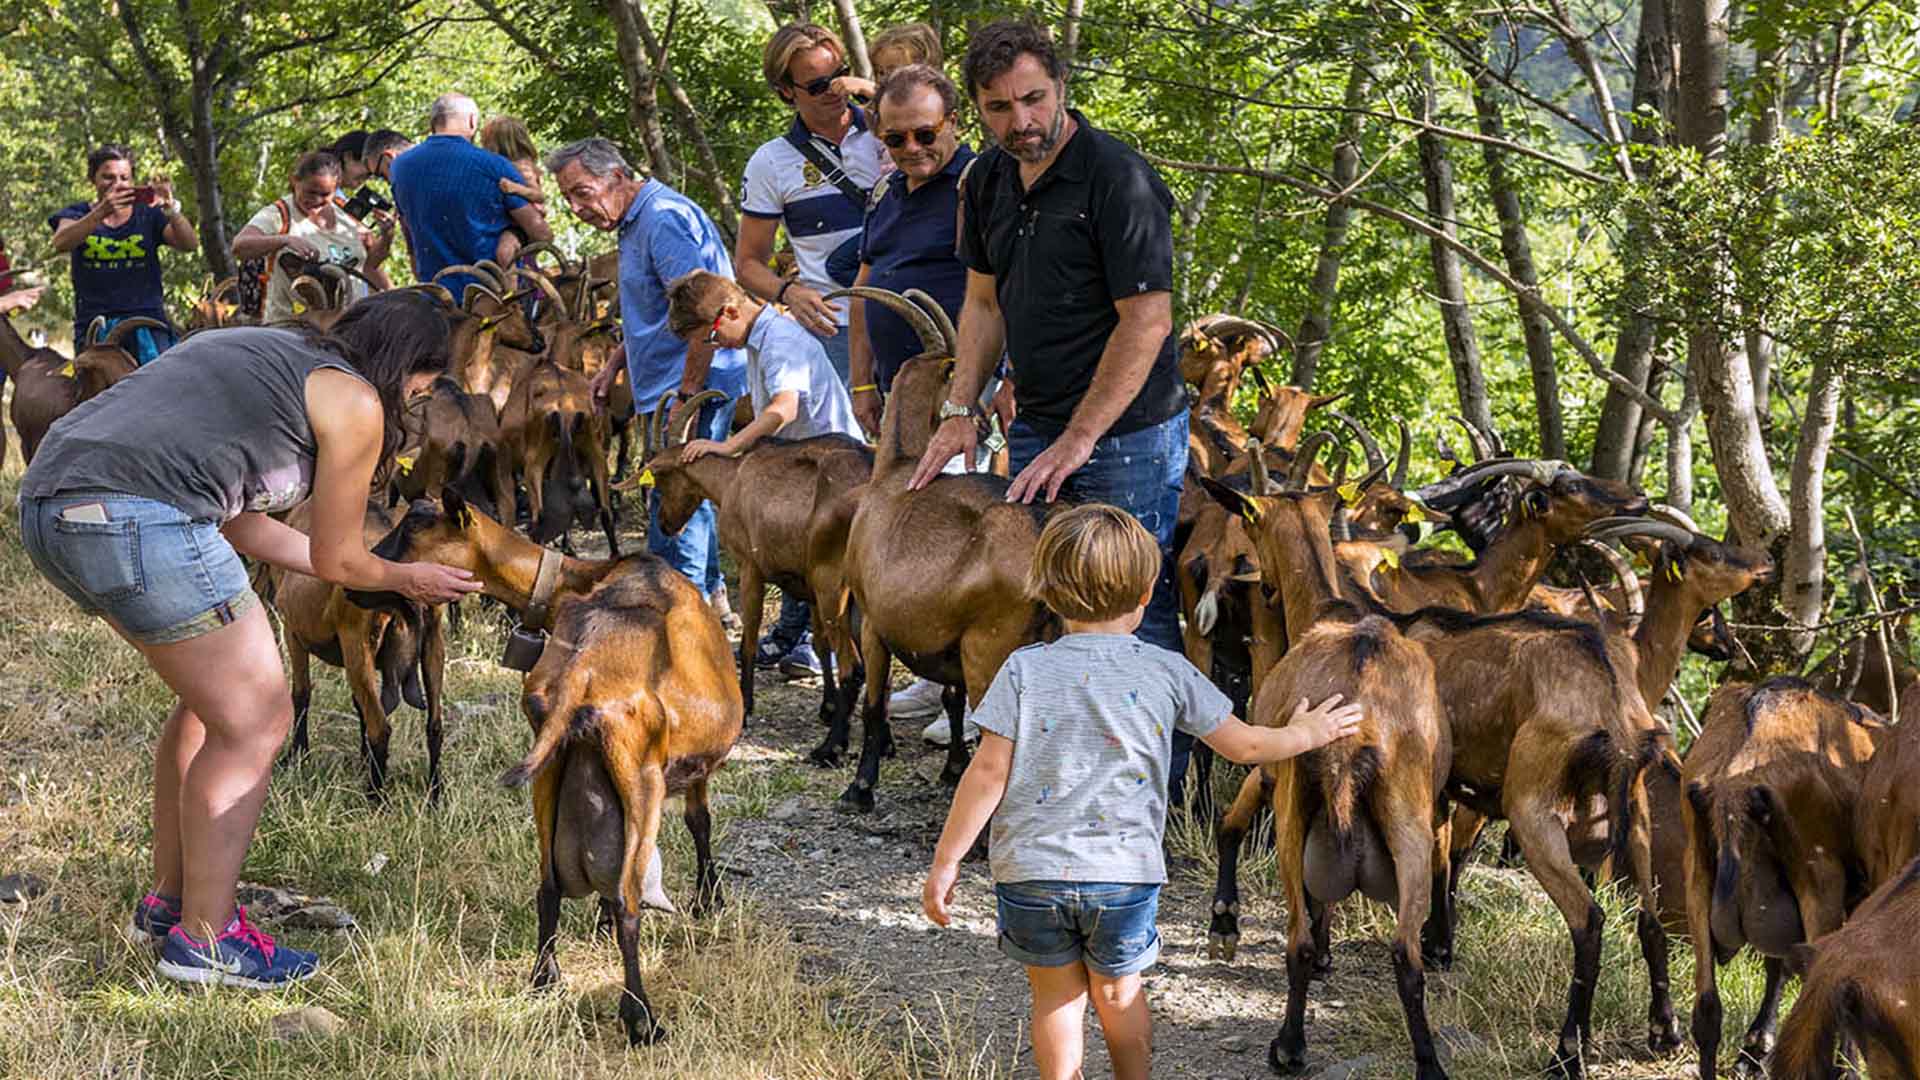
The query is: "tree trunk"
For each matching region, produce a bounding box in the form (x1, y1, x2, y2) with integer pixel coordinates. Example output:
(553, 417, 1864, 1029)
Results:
(1472, 65, 1563, 458)
(1780, 355, 1842, 665)
(1291, 60, 1375, 389)
(1414, 58, 1490, 432)
(606, 0, 679, 184)
(1665, 356, 1697, 512)
(1590, 0, 1675, 480)
(1629, 354, 1667, 483)
(1061, 0, 1086, 69)
(831, 0, 870, 80)
(187, 74, 232, 280)
(1745, 39, 1782, 428)
(630, 8, 740, 241)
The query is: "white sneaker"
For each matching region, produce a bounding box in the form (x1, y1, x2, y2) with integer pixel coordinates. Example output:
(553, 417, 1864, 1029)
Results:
(921, 711, 978, 746)
(888, 678, 948, 719)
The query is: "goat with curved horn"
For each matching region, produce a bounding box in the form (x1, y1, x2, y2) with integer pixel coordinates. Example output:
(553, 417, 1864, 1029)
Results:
(1648, 503, 1704, 535)
(100, 317, 173, 351)
(1578, 538, 1646, 635)
(903, 288, 957, 357)
(645, 390, 677, 460)
(289, 276, 330, 311)
(672, 389, 730, 445)
(823, 287, 945, 356)
(1585, 516, 1697, 550)
(1410, 456, 1561, 507)
(1448, 415, 1492, 463)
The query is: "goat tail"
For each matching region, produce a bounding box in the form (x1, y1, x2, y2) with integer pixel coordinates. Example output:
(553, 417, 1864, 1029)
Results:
(1321, 743, 1382, 856)
(1609, 727, 1666, 877)
(499, 687, 584, 789)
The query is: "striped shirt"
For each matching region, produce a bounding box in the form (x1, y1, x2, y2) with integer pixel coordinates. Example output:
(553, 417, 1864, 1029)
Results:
(739, 111, 889, 326)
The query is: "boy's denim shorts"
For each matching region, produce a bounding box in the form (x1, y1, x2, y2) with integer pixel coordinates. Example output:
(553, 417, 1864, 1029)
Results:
(18, 493, 257, 646)
(994, 881, 1162, 977)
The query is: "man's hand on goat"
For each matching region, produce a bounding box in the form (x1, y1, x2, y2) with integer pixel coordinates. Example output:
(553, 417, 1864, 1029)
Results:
(908, 415, 976, 491)
(781, 284, 840, 337)
(1005, 429, 1094, 504)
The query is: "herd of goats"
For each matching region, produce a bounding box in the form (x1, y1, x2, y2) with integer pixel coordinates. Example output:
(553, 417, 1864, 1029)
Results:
(2, 253, 1917, 1078)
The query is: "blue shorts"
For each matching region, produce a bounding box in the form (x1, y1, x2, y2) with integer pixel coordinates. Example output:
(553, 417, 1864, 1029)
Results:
(18, 493, 257, 645)
(995, 881, 1162, 977)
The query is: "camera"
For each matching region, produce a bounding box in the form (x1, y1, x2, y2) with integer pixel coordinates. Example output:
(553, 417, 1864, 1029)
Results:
(338, 185, 394, 222)
(132, 185, 160, 206)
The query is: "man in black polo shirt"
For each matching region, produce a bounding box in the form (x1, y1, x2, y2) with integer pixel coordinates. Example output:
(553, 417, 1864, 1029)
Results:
(908, 21, 1196, 796)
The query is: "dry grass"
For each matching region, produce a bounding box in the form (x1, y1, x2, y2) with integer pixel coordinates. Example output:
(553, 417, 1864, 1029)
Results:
(0, 416, 1790, 1079)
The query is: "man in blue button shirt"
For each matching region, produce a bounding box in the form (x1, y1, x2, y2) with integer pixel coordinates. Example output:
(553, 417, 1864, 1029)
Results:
(548, 137, 748, 608)
(388, 93, 551, 302)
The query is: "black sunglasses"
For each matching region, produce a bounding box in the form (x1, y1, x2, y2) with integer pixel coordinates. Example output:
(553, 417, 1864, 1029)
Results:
(792, 65, 849, 97)
(880, 122, 948, 149)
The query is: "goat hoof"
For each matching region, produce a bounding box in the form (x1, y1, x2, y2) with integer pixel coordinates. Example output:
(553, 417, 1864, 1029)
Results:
(1647, 1023, 1682, 1055)
(1542, 1047, 1584, 1079)
(836, 784, 876, 813)
(940, 764, 966, 787)
(1732, 1045, 1769, 1078)
(624, 1015, 667, 1047)
(1310, 951, 1332, 980)
(807, 744, 844, 768)
(1206, 932, 1238, 963)
(1266, 1039, 1306, 1075)
(530, 958, 561, 991)
(1420, 942, 1453, 970)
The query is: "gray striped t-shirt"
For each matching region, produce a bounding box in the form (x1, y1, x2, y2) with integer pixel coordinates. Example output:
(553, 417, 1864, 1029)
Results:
(975, 634, 1231, 885)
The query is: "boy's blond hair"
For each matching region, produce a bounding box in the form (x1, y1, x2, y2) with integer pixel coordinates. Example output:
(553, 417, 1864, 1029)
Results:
(665, 270, 750, 339)
(870, 22, 942, 71)
(1027, 505, 1161, 621)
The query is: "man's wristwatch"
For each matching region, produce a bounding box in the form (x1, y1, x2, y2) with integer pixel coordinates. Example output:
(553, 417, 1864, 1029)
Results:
(937, 400, 978, 424)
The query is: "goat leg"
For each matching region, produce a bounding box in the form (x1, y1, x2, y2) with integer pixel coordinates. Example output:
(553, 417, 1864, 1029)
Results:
(530, 874, 562, 991)
(739, 565, 764, 724)
(279, 642, 314, 768)
(1733, 957, 1789, 1078)
(685, 777, 722, 918)
(815, 620, 839, 728)
(1382, 803, 1447, 1080)
(422, 607, 447, 806)
(837, 621, 891, 812)
(938, 684, 970, 786)
(1423, 806, 1462, 970)
(345, 624, 391, 802)
(1507, 787, 1603, 1079)
(1269, 764, 1314, 1074)
(1209, 768, 1271, 962)
(1186, 741, 1218, 827)
(614, 903, 666, 1045)
(1684, 790, 1726, 1078)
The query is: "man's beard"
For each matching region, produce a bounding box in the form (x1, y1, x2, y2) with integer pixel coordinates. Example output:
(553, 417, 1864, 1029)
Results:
(1002, 105, 1065, 163)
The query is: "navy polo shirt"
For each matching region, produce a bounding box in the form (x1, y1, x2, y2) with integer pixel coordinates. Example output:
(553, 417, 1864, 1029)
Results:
(388, 135, 529, 301)
(958, 110, 1183, 436)
(859, 144, 974, 390)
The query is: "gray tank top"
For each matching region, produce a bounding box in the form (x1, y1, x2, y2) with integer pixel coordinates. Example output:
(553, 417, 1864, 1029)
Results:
(22, 326, 373, 523)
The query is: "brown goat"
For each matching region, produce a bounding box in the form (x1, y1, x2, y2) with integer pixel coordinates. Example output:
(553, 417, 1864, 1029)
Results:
(1772, 855, 1920, 1079)
(633, 391, 873, 743)
(497, 357, 618, 553)
(1809, 627, 1918, 718)
(268, 500, 446, 801)
(1681, 677, 1885, 1077)
(836, 287, 1059, 811)
(436, 263, 541, 414)
(3, 316, 158, 465)
(393, 376, 509, 522)
(1201, 449, 1453, 1079)
(363, 487, 742, 1046)
(186, 275, 245, 330)
(1856, 691, 1920, 894)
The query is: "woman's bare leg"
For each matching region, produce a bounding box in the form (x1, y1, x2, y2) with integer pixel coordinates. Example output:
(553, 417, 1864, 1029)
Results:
(130, 605, 291, 940)
(150, 700, 206, 898)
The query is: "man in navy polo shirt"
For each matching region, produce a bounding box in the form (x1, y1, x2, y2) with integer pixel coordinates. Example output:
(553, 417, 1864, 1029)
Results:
(733, 22, 890, 388)
(388, 93, 551, 301)
(547, 137, 747, 610)
(909, 22, 1200, 804)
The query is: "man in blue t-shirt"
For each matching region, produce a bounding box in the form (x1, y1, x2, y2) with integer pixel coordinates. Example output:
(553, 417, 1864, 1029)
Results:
(387, 94, 551, 301)
(547, 137, 748, 615)
(48, 145, 199, 363)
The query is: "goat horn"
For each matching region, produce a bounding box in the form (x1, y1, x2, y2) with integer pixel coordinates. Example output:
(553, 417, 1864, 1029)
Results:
(474, 260, 510, 291)
(1254, 320, 1294, 359)
(1390, 418, 1412, 489)
(84, 316, 109, 350)
(1244, 437, 1274, 495)
(1478, 418, 1510, 458)
(290, 276, 330, 309)
(1586, 516, 1697, 549)
(1448, 415, 1491, 463)
(674, 389, 728, 445)
(824, 287, 944, 357)
(1579, 538, 1645, 635)
(904, 288, 958, 357)
(433, 264, 497, 287)
(461, 282, 508, 312)
(1183, 315, 1265, 345)
(1650, 503, 1704, 534)
(1244, 363, 1273, 395)
(401, 283, 456, 307)
(517, 240, 554, 266)
(1287, 431, 1334, 492)
(1327, 410, 1386, 474)
(101, 317, 171, 350)
(511, 267, 569, 316)
(647, 390, 677, 457)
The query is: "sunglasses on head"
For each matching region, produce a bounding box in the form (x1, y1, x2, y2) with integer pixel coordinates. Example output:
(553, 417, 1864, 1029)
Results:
(792, 65, 849, 97)
(880, 119, 949, 149)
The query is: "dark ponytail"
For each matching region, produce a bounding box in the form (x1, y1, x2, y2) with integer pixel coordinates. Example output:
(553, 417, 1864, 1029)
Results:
(317, 291, 454, 479)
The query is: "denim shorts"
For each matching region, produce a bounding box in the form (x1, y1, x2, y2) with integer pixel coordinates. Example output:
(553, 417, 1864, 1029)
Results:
(17, 493, 257, 645)
(995, 881, 1162, 977)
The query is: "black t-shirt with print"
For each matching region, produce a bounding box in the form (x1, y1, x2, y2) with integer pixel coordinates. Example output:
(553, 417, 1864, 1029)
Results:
(48, 202, 173, 331)
(958, 111, 1183, 437)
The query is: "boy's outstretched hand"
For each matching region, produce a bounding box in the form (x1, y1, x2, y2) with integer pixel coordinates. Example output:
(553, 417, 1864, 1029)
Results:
(922, 860, 960, 927)
(1291, 693, 1365, 749)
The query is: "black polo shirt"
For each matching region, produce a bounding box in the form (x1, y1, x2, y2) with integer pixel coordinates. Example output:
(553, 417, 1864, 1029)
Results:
(957, 110, 1183, 436)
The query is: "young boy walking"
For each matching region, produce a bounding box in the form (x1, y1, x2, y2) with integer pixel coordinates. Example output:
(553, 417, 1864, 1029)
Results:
(922, 505, 1363, 1080)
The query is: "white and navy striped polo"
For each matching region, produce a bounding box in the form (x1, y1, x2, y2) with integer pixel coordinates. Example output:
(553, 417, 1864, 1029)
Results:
(739, 110, 890, 326)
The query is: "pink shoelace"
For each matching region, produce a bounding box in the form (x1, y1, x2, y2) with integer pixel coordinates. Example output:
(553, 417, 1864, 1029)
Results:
(221, 907, 276, 963)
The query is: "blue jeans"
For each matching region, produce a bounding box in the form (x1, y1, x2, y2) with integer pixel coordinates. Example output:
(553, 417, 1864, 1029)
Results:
(78, 316, 178, 366)
(18, 493, 257, 645)
(1008, 410, 1193, 798)
(820, 324, 851, 386)
(995, 881, 1162, 976)
(643, 395, 730, 596)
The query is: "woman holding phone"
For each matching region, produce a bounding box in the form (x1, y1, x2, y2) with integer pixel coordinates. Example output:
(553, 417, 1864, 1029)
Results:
(48, 145, 198, 364)
(18, 291, 483, 987)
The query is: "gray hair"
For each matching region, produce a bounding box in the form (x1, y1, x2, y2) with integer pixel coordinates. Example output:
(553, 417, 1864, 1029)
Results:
(429, 92, 478, 132)
(545, 137, 635, 180)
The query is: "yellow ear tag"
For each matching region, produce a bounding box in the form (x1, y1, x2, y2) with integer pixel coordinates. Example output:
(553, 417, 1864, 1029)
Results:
(1378, 546, 1401, 572)
(459, 507, 476, 529)
(1337, 482, 1361, 507)
(1403, 501, 1426, 525)
(395, 454, 417, 474)
(1241, 499, 1264, 526)
(292, 301, 307, 315)
(1665, 560, 1685, 583)
(59, 361, 76, 377)
(637, 468, 656, 488)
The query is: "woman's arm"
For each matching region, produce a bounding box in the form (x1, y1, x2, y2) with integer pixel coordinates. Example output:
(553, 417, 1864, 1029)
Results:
(51, 197, 121, 253)
(232, 224, 319, 262)
(305, 370, 480, 601)
(220, 512, 314, 574)
(922, 731, 1013, 926)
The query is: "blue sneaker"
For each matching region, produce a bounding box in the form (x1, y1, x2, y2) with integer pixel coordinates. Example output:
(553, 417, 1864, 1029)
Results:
(156, 908, 319, 989)
(754, 631, 800, 670)
(778, 636, 823, 679)
(128, 892, 181, 947)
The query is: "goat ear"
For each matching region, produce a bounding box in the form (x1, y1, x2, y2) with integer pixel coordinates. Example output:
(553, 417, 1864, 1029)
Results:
(441, 485, 473, 529)
(1685, 780, 1712, 817)
(1745, 785, 1776, 825)
(1197, 476, 1262, 526)
(1521, 489, 1549, 518)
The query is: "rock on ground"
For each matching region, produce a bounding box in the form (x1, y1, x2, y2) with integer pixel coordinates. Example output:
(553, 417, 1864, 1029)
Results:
(270, 1006, 346, 1040)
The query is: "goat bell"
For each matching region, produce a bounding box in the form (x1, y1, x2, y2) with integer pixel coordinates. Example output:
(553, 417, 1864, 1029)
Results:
(501, 623, 549, 672)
